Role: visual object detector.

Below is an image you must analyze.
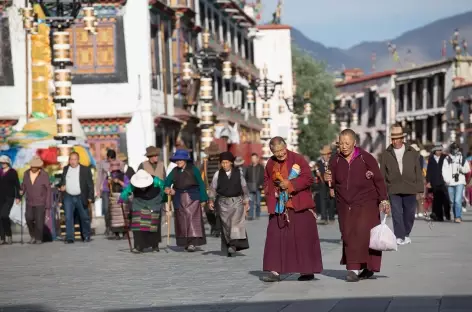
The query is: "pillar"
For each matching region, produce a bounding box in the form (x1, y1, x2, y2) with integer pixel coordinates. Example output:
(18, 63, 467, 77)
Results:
(432, 116, 438, 143)
(261, 101, 271, 162)
(422, 78, 428, 109)
(411, 120, 416, 141)
(411, 80, 416, 112)
(433, 75, 439, 108)
(422, 118, 427, 143)
(200, 77, 214, 150)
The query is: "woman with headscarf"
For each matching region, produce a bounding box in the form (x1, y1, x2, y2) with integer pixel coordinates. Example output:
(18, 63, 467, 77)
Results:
(119, 169, 166, 253)
(208, 151, 250, 257)
(108, 160, 130, 240)
(0, 155, 21, 245)
(164, 149, 208, 252)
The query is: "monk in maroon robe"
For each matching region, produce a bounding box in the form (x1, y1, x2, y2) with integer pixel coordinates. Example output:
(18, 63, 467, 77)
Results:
(262, 137, 323, 282)
(325, 129, 390, 282)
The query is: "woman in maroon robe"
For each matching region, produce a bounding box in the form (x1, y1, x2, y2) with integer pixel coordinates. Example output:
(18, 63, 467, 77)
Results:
(262, 137, 323, 282)
(325, 129, 390, 282)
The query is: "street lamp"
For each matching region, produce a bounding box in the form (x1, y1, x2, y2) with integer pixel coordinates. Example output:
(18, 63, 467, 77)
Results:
(336, 104, 352, 131)
(249, 65, 282, 160)
(182, 29, 231, 150)
(447, 109, 460, 143)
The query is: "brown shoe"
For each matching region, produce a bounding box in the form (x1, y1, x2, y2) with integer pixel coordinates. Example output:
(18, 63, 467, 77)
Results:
(262, 272, 281, 282)
(346, 271, 360, 282)
(454, 218, 461, 223)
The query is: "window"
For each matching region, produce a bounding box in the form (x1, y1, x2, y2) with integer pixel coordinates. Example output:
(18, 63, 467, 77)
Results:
(398, 84, 404, 112)
(406, 82, 412, 111)
(416, 79, 423, 110)
(381, 98, 386, 124)
(356, 98, 362, 125)
(0, 16, 14, 86)
(68, 17, 127, 84)
(150, 24, 161, 90)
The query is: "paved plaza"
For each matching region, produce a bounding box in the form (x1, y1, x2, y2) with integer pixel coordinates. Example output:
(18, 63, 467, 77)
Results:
(0, 213, 472, 312)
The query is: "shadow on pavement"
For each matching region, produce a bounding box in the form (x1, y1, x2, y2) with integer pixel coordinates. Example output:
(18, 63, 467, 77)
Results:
(2, 296, 472, 311)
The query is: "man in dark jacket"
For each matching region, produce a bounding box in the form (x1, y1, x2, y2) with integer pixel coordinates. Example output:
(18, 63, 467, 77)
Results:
(380, 125, 423, 246)
(316, 145, 336, 224)
(59, 152, 94, 244)
(245, 153, 264, 220)
(426, 144, 451, 221)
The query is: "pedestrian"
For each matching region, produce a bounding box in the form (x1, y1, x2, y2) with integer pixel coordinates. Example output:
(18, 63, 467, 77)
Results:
(21, 156, 51, 244)
(118, 153, 135, 181)
(317, 145, 336, 225)
(0, 155, 21, 245)
(245, 153, 264, 220)
(261, 137, 323, 282)
(208, 151, 250, 257)
(119, 169, 166, 252)
(379, 124, 424, 245)
(324, 129, 390, 282)
(234, 156, 246, 176)
(442, 142, 470, 223)
(107, 160, 130, 240)
(164, 149, 208, 252)
(138, 146, 166, 180)
(426, 144, 451, 221)
(96, 149, 123, 236)
(59, 152, 94, 244)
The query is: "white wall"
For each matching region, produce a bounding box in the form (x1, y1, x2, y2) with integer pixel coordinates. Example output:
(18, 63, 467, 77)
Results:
(0, 0, 27, 128)
(253, 28, 295, 147)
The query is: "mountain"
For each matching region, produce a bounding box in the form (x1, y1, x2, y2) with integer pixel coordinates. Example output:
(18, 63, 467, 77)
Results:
(291, 11, 472, 73)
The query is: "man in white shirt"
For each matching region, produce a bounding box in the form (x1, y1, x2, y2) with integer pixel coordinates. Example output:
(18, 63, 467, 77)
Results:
(60, 152, 94, 243)
(442, 143, 471, 223)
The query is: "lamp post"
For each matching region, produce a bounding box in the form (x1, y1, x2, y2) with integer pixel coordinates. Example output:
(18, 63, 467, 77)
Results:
(447, 109, 460, 143)
(182, 30, 231, 151)
(250, 65, 282, 160)
(336, 104, 352, 131)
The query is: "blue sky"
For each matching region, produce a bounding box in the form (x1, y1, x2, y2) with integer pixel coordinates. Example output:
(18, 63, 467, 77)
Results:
(260, 0, 472, 49)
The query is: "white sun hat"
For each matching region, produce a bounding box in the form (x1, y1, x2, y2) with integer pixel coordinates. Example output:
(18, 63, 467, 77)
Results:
(130, 169, 153, 188)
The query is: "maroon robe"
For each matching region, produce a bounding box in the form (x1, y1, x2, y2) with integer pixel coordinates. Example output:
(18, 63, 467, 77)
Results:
(329, 147, 388, 272)
(262, 150, 323, 274)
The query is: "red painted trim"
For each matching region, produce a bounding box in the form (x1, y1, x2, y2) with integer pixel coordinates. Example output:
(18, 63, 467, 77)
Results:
(257, 24, 291, 30)
(335, 70, 396, 87)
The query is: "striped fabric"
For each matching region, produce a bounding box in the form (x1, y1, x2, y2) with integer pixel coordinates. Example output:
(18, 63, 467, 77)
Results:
(130, 210, 160, 232)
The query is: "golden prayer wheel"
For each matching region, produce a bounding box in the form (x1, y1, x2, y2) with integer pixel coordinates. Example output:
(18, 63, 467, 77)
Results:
(21, 7, 34, 31)
(182, 62, 192, 81)
(262, 102, 271, 119)
(57, 106, 72, 120)
(246, 89, 254, 104)
(222, 61, 232, 80)
(202, 30, 210, 49)
(83, 7, 98, 34)
(200, 102, 213, 126)
(201, 129, 213, 149)
(291, 114, 298, 129)
(54, 69, 72, 82)
(57, 123, 73, 137)
(200, 77, 213, 101)
(54, 85, 72, 98)
(52, 32, 71, 62)
(57, 144, 73, 164)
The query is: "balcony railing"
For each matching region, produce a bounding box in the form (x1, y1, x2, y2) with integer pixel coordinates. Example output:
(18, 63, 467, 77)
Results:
(169, 0, 195, 11)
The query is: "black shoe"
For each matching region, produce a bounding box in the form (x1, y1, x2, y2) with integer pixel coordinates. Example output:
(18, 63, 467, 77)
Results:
(262, 272, 281, 282)
(64, 240, 74, 244)
(152, 247, 160, 252)
(187, 245, 196, 252)
(83, 237, 92, 243)
(6, 236, 12, 245)
(298, 274, 315, 281)
(0, 240, 6, 245)
(358, 269, 374, 280)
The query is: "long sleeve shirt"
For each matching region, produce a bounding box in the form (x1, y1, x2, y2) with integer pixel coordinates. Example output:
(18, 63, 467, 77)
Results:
(22, 169, 52, 209)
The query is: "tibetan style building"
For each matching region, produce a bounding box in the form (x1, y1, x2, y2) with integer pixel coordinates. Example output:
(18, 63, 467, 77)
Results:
(335, 69, 396, 156)
(0, 0, 264, 169)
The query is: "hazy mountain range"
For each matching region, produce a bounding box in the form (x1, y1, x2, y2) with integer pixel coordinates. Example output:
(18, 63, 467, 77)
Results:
(292, 11, 472, 73)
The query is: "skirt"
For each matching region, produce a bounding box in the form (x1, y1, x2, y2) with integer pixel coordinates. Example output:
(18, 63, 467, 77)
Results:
(109, 192, 129, 233)
(263, 208, 323, 274)
(130, 209, 161, 244)
(174, 192, 206, 247)
(217, 196, 249, 253)
(133, 231, 160, 250)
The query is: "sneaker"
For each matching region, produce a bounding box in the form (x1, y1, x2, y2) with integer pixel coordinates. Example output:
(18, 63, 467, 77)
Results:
(415, 213, 418, 218)
(418, 213, 424, 218)
(404, 237, 412, 244)
(462, 208, 467, 213)
(396, 238, 406, 245)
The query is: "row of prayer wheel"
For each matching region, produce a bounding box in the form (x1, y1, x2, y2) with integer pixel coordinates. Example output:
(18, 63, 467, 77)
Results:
(200, 77, 213, 150)
(52, 31, 74, 168)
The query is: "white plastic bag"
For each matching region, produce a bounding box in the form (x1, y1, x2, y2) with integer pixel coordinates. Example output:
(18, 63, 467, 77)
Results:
(9, 200, 26, 227)
(369, 214, 397, 251)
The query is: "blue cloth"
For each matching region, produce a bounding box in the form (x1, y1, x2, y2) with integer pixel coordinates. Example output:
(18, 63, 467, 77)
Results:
(173, 186, 200, 209)
(448, 184, 465, 219)
(389, 194, 416, 240)
(63, 193, 91, 241)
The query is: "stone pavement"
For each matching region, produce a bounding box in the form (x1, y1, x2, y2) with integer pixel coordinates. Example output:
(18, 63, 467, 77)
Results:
(0, 213, 471, 312)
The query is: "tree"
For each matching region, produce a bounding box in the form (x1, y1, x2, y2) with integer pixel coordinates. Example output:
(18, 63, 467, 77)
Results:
(292, 47, 338, 160)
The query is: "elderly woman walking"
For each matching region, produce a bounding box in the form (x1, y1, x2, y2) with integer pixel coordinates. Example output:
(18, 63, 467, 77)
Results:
(0, 155, 21, 245)
(108, 160, 130, 240)
(120, 169, 166, 253)
(324, 129, 390, 282)
(208, 151, 250, 257)
(164, 149, 208, 252)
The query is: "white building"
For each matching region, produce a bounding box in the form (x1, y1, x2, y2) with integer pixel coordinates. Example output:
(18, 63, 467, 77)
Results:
(394, 56, 472, 147)
(253, 24, 297, 160)
(335, 70, 396, 156)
